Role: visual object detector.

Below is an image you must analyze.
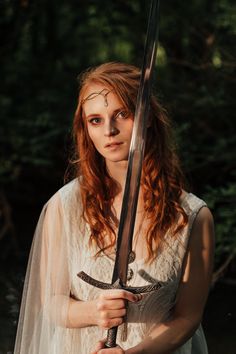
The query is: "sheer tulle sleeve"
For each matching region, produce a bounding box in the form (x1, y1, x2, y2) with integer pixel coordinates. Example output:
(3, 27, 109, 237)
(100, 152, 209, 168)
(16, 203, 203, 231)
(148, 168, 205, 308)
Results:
(14, 190, 74, 353)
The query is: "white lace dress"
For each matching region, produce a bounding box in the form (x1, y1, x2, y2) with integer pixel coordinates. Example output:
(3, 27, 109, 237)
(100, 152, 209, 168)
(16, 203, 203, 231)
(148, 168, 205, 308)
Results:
(14, 179, 208, 354)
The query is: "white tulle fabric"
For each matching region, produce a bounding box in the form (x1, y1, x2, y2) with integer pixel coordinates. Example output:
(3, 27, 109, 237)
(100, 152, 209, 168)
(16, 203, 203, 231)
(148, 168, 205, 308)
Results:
(14, 179, 208, 354)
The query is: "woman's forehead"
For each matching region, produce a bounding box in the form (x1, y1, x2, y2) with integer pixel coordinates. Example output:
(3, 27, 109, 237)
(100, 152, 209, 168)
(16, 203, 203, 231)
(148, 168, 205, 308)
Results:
(82, 82, 123, 109)
(82, 88, 112, 107)
(82, 83, 111, 98)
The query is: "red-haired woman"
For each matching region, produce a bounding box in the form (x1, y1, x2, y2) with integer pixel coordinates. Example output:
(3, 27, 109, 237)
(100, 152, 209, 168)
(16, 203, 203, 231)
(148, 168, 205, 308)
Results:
(14, 62, 214, 354)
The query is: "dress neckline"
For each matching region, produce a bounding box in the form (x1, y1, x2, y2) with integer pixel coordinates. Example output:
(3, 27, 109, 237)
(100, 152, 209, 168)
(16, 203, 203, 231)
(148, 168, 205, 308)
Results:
(95, 192, 192, 264)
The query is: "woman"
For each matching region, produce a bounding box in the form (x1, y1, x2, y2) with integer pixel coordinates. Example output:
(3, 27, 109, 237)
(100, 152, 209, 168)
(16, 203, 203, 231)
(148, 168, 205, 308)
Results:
(14, 62, 214, 354)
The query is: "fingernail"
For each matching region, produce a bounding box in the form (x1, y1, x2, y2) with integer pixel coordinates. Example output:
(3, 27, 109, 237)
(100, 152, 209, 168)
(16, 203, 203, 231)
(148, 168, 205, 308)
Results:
(135, 294, 142, 302)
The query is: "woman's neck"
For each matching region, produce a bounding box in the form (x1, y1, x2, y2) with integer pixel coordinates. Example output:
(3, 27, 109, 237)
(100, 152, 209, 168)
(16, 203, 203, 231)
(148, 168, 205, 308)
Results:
(106, 160, 128, 191)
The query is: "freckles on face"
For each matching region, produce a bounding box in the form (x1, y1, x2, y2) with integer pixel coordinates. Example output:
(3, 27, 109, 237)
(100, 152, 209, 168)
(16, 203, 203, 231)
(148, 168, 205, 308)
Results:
(82, 83, 134, 163)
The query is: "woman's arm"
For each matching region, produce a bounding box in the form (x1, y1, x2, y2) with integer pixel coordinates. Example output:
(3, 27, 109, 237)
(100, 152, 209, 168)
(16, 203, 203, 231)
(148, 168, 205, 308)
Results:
(126, 206, 215, 354)
(38, 192, 139, 331)
(66, 289, 140, 329)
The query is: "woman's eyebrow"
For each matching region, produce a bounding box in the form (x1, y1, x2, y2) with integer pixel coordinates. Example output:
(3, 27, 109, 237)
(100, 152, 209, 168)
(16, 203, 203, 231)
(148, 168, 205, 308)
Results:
(113, 107, 125, 114)
(85, 107, 126, 120)
(85, 113, 102, 119)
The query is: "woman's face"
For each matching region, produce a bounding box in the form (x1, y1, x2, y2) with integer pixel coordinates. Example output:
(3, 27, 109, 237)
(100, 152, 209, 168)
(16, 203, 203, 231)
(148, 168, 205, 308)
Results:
(82, 83, 134, 165)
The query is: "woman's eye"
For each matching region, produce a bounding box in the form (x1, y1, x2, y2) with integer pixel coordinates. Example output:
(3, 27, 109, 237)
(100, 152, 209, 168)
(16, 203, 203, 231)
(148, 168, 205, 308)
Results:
(116, 110, 129, 119)
(88, 117, 101, 125)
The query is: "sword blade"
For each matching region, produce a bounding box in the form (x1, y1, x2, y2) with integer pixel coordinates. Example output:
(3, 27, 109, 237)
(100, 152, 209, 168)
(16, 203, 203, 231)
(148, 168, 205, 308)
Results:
(112, 0, 160, 285)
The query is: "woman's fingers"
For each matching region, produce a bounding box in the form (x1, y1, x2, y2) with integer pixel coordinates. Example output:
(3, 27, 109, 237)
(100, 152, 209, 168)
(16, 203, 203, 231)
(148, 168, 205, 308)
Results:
(99, 308, 126, 329)
(97, 289, 142, 311)
(100, 308, 126, 319)
(100, 289, 140, 302)
(90, 340, 104, 354)
(95, 289, 142, 329)
(97, 298, 125, 311)
(91, 340, 124, 354)
(98, 315, 124, 329)
(98, 349, 124, 354)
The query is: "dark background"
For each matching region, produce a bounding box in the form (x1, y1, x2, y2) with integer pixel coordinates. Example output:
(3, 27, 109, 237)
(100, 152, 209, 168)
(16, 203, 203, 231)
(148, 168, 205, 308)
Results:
(0, 0, 235, 353)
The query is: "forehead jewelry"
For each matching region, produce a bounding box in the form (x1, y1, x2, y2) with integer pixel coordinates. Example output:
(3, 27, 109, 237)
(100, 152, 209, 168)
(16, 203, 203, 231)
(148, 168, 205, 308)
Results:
(81, 88, 113, 107)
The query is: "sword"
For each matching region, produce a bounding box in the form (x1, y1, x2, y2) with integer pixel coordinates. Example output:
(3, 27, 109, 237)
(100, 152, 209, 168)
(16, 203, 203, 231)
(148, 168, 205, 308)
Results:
(78, 0, 160, 348)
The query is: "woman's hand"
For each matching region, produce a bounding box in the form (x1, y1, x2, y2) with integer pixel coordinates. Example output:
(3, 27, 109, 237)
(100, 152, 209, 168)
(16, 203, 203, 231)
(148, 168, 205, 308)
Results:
(92, 289, 140, 330)
(91, 339, 125, 354)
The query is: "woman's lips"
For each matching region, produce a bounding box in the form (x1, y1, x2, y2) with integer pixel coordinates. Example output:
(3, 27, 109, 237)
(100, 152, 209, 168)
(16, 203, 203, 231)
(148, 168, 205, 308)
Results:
(105, 142, 123, 149)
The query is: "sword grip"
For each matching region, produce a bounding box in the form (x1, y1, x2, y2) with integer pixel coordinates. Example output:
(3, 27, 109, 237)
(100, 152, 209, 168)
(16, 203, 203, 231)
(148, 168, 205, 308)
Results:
(105, 327, 118, 348)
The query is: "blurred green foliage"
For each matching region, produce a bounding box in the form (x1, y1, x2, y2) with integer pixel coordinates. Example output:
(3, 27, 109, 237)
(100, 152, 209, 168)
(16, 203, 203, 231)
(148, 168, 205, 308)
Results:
(0, 0, 235, 272)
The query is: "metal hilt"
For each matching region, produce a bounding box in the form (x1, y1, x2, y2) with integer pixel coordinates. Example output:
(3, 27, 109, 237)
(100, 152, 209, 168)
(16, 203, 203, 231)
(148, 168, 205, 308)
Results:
(77, 271, 161, 348)
(105, 327, 118, 348)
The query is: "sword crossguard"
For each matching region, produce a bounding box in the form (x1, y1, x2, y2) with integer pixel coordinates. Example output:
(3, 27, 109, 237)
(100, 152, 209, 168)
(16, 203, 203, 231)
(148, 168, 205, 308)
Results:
(77, 271, 162, 348)
(77, 271, 161, 293)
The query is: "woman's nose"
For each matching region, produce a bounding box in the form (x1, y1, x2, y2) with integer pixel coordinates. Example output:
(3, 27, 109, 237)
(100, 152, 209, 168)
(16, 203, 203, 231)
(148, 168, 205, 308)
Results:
(104, 121, 119, 136)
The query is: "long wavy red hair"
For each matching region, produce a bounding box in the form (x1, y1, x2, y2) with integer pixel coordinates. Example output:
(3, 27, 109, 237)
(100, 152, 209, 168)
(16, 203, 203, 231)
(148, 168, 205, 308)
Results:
(72, 62, 188, 262)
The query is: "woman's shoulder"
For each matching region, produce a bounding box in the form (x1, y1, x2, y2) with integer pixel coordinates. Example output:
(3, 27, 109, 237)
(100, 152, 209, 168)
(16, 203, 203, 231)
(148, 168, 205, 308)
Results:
(58, 178, 80, 198)
(180, 190, 214, 237)
(46, 178, 81, 211)
(180, 190, 207, 216)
